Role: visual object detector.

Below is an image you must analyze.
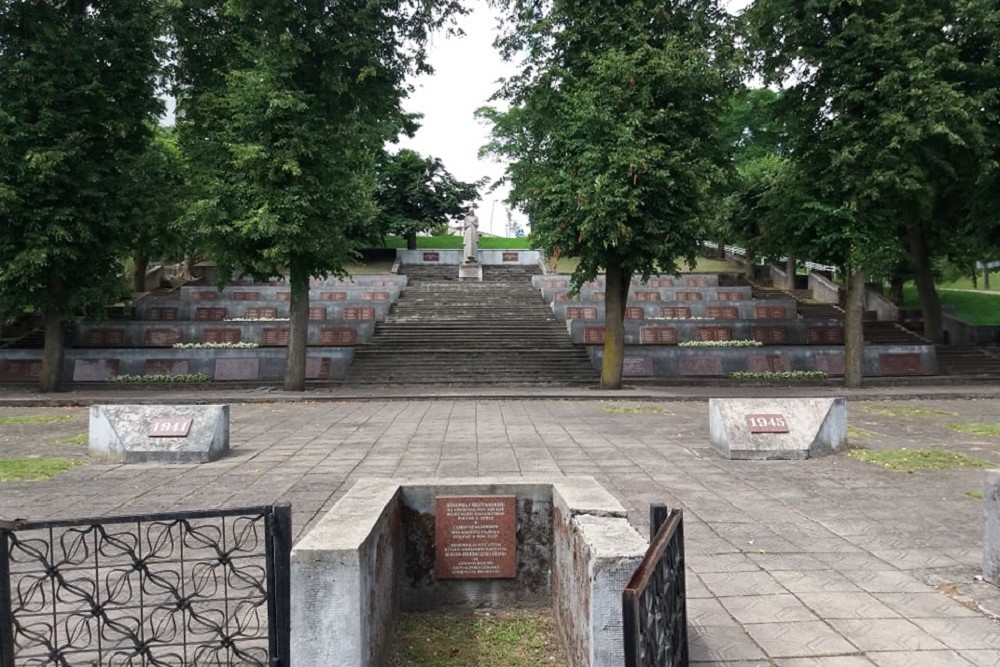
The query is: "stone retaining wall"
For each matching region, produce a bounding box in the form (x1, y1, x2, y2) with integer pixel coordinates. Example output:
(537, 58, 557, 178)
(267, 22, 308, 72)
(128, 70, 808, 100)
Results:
(567, 318, 844, 346)
(553, 300, 799, 323)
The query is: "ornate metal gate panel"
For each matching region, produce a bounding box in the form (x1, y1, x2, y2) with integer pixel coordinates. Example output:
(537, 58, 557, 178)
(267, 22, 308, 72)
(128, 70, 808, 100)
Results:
(0, 504, 291, 667)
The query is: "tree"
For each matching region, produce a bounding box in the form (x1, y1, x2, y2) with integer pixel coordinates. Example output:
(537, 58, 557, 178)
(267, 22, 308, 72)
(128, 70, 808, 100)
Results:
(171, 0, 465, 391)
(481, 0, 735, 389)
(0, 0, 163, 391)
(374, 148, 482, 249)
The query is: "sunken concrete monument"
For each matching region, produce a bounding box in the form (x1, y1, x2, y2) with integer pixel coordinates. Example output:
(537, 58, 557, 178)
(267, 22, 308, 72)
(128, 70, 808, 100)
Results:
(89, 404, 229, 463)
(709, 397, 847, 460)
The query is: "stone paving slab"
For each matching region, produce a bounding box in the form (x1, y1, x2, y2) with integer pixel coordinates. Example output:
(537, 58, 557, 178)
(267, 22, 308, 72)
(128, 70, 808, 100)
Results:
(0, 395, 999, 664)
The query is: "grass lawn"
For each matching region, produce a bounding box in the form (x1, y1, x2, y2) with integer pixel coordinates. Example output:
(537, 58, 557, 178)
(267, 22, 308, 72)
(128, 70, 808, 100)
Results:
(848, 448, 994, 471)
(934, 270, 1000, 291)
(948, 422, 1000, 437)
(0, 458, 81, 481)
(0, 415, 73, 426)
(378, 235, 533, 250)
(903, 284, 1000, 325)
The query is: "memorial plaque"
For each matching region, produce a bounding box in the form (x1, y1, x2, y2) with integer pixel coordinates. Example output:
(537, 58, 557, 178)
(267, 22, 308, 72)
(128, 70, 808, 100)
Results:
(1, 360, 42, 382)
(502, 252, 519, 262)
(363, 291, 390, 301)
(231, 291, 260, 301)
(566, 306, 598, 320)
(695, 326, 732, 342)
(623, 356, 654, 377)
(320, 291, 349, 301)
(344, 307, 375, 321)
(145, 359, 189, 376)
(306, 357, 332, 379)
(147, 307, 178, 321)
(716, 291, 743, 301)
(678, 356, 723, 376)
(435, 496, 516, 580)
(685, 277, 710, 287)
(583, 326, 605, 344)
(625, 306, 645, 320)
(86, 328, 125, 347)
(190, 290, 219, 301)
(195, 307, 228, 321)
(544, 280, 568, 288)
(148, 418, 193, 438)
(675, 291, 703, 301)
(755, 305, 787, 319)
(748, 355, 791, 373)
(308, 307, 327, 321)
(144, 328, 182, 347)
(633, 291, 661, 302)
(706, 306, 739, 320)
(659, 307, 691, 319)
(214, 358, 259, 381)
(745, 413, 790, 433)
(245, 307, 278, 319)
(752, 326, 788, 344)
(639, 326, 677, 345)
(261, 328, 289, 346)
(320, 327, 357, 345)
(879, 353, 924, 375)
(203, 328, 242, 344)
(553, 292, 579, 302)
(371, 280, 395, 287)
(423, 251, 440, 262)
(814, 353, 845, 375)
(805, 326, 844, 344)
(73, 359, 119, 382)
(276, 291, 291, 301)
(649, 278, 674, 287)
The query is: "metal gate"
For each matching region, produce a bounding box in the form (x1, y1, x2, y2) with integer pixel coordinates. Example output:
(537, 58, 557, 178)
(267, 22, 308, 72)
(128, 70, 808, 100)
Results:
(0, 504, 291, 667)
(622, 504, 688, 667)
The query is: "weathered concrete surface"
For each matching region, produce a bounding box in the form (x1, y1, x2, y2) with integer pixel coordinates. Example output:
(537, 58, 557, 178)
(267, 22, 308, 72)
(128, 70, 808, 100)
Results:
(709, 397, 847, 460)
(88, 404, 229, 463)
(984, 469, 1000, 585)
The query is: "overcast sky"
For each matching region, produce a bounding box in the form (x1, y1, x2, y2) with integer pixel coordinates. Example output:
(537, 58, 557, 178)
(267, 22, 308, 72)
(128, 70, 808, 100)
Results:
(399, 0, 753, 236)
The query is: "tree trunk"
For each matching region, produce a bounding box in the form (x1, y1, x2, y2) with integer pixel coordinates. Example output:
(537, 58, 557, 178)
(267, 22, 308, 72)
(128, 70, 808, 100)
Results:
(716, 235, 726, 260)
(600, 256, 631, 389)
(39, 304, 64, 393)
(985, 263, 991, 290)
(843, 266, 865, 389)
(889, 276, 904, 307)
(284, 259, 308, 391)
(785, 255, 796, 290)
(905, 221, 943, 343)
(406, 230, 417, 251)
(133, 250, 150, 293)
(744, 248, 755, 282)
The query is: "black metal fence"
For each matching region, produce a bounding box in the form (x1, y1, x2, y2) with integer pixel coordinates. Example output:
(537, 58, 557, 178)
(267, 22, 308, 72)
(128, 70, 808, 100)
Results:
(0, 504, 291, 667)
(622, 504, 688, 667)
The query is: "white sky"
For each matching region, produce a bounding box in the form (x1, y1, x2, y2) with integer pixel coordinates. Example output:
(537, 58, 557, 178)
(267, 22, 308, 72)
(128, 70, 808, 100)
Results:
(399, 0, 753, 236)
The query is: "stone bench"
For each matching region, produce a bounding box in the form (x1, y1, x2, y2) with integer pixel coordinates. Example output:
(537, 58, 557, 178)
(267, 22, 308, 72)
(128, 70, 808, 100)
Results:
(567, 319, 843, 346)
(552, 300, 798, 323)
(133, 300, 391, 323)
(74, 321, 375, 348)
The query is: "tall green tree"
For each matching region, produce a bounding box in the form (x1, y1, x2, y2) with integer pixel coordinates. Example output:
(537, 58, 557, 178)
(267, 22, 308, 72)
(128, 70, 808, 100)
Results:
(0, 0, 163, 391)
(481, 0, 735, 389)
(171, 0, 464, 391)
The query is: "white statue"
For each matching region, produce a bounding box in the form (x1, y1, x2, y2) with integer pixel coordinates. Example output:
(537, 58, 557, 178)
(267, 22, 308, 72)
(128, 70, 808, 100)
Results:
(462, 211, 479, 263)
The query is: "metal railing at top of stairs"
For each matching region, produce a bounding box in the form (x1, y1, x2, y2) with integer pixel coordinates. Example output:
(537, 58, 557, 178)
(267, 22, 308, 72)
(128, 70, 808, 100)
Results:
(701, 241, 839, 275)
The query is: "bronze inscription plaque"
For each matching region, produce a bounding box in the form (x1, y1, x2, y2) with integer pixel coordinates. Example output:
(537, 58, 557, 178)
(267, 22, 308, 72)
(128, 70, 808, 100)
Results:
(625, 306, 645, 320)
(435, 495, 516, 580)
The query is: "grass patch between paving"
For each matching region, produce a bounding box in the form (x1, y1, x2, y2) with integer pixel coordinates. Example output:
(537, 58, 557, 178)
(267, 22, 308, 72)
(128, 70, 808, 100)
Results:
(847, 426, 881, 440)
(967, 490, 984, 500)
(848, 449, 994, 472)
(0, 458, 82, 481)
(947, 423, 1000, 438)
(55, 433, 88, 446)
(387, 610, 568, 667)
(599, 405, 666, 415)
(0, 415, 73, 426)
(858, 405, 955, 418)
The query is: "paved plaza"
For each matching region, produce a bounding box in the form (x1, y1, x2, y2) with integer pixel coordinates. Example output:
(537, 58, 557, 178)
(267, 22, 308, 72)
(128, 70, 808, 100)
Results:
(2, 387, 1000, 665)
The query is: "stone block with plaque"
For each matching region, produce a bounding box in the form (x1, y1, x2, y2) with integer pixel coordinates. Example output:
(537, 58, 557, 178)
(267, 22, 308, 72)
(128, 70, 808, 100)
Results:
(89, 404, 229, 463)
(709, 397, 847, 460)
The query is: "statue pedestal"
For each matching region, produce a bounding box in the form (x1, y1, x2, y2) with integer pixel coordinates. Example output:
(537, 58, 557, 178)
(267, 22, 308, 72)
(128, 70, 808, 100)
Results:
(458, 263, 482, 281)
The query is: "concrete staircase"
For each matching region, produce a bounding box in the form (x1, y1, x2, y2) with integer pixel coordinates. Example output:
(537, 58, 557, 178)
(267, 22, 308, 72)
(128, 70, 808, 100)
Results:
(344, 265, 597, 385)
(935, 344, 1000, 377)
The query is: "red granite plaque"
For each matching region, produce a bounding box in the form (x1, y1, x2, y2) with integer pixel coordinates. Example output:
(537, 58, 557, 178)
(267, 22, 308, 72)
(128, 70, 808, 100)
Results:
(308, 307, 327, 321)
(695, 326, 732, 342)
(147, 307, 178, 321)
(814, 353, 845, 375)
(752, 326, 789, 344)
(675, 291, 703, 301)
(755, 305, 787, 319)
(583, 326, 605, 344)
(214, 358, 259, 381)
(1, 360, 42, 382)
(85, 328, 125, 347)
(554, 292, 579, 302)
(306, 357, 332, 379)
(145, 359, 189, 376)
(423, 251, 440, 262)
(685, 277, 710, 287)
(261, 328, 289, 346)
(748, 354, 791, 373)
(879, 353, 924, 375)
(716, 291, 742, 301)
(649, 278, 674, 287)
(276, 291, 291, 301)
(633, 291, 661, 302)
(706, 306, 739, 320)
(639, 327, 677, 345)
(144, 328, 182, 347)
(502, 252, 519, 262)
(435, 496, 516, 580)
(320, 291, 349, 301)
(544, 280, 568, 288)
(320, 327, 357, 345)
(231, 291, 260, 301)
(625, 306, 645, 320)
(344, 307, 375, 321)
(745, 414, 789, 433)
(659, 307, 692, 319)
(566, 306, 598, 320)
(148, 418, 193, 438)
(203, 328, 242, 344)
(678, 356, 723, 376)
(195, 307, 228, 321)
(190, 290, 219, 301)
(245, 307, 278, 319)
(72, 359, 120, 382)
(623, 357, 654, 377)
(805, 326, 844, 344)
(363, 291, 390, 301)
